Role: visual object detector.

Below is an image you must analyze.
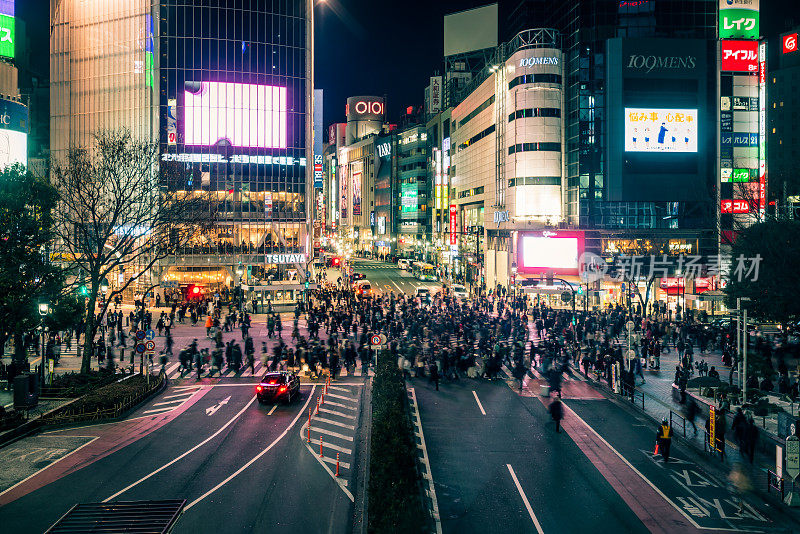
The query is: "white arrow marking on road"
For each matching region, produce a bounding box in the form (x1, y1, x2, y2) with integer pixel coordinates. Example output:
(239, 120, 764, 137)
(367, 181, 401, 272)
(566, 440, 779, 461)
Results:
(205, 395, 231, 416)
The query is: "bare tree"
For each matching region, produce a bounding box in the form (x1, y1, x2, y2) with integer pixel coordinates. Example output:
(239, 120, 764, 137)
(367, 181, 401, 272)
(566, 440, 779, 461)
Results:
(51, 130, 215, 373)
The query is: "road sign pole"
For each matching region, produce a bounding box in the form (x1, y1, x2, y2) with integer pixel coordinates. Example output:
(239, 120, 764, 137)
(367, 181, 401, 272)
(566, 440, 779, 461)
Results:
(786, 435, 800, 506)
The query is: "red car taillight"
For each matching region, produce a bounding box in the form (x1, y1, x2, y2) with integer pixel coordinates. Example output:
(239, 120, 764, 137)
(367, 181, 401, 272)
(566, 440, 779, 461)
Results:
(256, 385, 263, 392)
(278, 385, 288, 393)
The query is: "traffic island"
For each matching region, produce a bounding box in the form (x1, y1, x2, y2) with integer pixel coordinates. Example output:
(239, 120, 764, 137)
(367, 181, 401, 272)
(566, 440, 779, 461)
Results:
(367, 351, 426, 533)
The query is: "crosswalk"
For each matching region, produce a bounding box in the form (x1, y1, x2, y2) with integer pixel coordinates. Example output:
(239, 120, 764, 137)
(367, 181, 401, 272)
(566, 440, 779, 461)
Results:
(350, 260, 395, 270)
(160, 359, 375, 381)
(141, 385, 202, 416)
(300, 382, 362, 500)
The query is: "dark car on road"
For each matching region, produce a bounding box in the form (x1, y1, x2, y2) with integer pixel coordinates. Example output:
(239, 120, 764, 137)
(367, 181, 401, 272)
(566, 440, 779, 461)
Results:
(256, 372, 300, 404)
(351, 272, 366, 281)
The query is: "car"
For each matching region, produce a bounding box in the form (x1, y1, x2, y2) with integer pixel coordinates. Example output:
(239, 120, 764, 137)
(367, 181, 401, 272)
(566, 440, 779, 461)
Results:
(353, 280, 372, 297)
(325, 256, 342, 268)
(451, 284, 469, 300)
(397, 259, 411, 270)
(415, 287, 431, 303)
(256, 372, 300, 404)
(351, 272, 366, 281)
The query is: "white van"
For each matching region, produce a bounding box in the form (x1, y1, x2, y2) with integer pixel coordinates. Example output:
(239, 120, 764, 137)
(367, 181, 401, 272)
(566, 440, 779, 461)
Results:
(397, 259, 411, 271)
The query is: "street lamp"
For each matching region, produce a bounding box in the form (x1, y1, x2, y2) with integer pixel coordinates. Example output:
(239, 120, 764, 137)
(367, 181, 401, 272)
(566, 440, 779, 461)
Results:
(37, 300, 49, 386)
(738, 297, 752, 403)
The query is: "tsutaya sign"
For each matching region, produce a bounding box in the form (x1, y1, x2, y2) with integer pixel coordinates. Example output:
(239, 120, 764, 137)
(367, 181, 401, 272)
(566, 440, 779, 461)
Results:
(518, 56, 559, 68)
(265, 253, 306, 264)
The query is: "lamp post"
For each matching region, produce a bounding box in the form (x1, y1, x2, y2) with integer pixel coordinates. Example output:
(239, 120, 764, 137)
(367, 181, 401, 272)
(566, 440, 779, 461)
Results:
(739, 297, 752, 402)
(236, 265, 244, 310)
(38, 300, 49, 385)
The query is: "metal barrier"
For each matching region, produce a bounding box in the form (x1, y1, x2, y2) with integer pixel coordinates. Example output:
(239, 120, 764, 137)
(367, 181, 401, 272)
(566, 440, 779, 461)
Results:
(767, 470, 785, 500)
(669, 411, 687, 438)
(703, 429, 726, 459)
(620, 383, 645, 411)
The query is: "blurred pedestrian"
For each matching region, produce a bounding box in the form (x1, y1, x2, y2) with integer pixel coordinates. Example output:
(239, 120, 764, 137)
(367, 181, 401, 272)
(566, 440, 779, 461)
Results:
(549, 398, 564, 433)
(656, 417, 674, 462)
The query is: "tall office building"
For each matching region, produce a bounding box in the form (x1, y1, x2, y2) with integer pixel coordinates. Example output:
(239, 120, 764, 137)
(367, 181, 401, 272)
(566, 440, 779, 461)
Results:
(51, 0, 312, 305)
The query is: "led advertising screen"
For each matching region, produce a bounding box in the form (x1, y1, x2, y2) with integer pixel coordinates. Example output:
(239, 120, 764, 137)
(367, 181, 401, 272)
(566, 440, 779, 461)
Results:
(184, 82, 287, 149)
(517, 231, 584, 276)
(0, 0, 14, 60)
(0, 98, 27, 170)
(625, 108, 698, 153)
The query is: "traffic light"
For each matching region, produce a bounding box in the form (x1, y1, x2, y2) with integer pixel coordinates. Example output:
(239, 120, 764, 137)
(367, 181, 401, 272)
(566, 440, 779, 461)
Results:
(77, 268, 88, 297)
(576, 285, 584, 295)
(305, 281, 310, 289)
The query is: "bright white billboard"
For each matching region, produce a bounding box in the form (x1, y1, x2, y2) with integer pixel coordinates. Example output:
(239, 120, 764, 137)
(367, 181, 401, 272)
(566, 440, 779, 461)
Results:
(0, 129, 26, 169)
(184, 81, 287, 149)
(624, 108, 698, 153)
(521, 236, 579, 270)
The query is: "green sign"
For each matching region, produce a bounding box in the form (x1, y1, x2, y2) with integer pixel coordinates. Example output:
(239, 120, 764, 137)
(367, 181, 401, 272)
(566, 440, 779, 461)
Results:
(0, 14, 14, 60)
(401, 183, 418, 213)
(732, 168, 751, 182)
(720, 8, 759, 40)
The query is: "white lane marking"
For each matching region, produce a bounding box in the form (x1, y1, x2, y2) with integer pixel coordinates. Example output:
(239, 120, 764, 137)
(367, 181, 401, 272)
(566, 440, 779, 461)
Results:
(171, 383, 199, 391)
(321, 456, 351, 469)
(562, 403, 704, 530)
(311, 417, 355, 430)
(315, 440, 352, 455)
(142, 406, 178, 415)
(184, 386, 317, 510)
(472, 390, 487, 416)
(3, 403, 12, 409)
(104, 395, 258, 502)
(325, 393, 357, 402)
(327, 385, 353, 392)
(390, 279, 403, 293)
(152, 399, 186, 407)
(267, 405, 277, 416)
(506, 464, 545, 534)
(309, 426, 354, 441)
(319, 408, 356, 419)
(162, 392, 197, 400)
(0, 437, 100, 499)
(408, 388, 441, 534)
(324, 401, 358, 410)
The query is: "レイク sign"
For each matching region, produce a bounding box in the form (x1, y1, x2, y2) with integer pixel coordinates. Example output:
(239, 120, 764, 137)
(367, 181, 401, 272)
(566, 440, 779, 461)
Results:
(721, 40, 758, 72)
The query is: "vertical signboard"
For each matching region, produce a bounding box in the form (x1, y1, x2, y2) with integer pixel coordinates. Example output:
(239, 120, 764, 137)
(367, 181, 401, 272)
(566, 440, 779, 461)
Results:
(314, 154, 323, 188)
(340, 163, 348, 219)
(429, 76, 442, 114)
(352, 170, 362, 216)
(719, 0, 759, 40)
(0, 1, 15, 60)
(758, 41, 766, 216)
(433, 148, 442, 210)
(449, 204, 457, 245)
(167, 99, 177, 145)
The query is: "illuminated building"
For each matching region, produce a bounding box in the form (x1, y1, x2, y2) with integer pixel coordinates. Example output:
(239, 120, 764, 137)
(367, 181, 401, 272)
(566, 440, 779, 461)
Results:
(51, 0, 312, 305)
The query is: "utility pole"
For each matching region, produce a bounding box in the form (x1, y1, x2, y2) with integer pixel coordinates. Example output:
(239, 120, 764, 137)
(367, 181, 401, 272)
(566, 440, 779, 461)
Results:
(739, 297, 751, 401)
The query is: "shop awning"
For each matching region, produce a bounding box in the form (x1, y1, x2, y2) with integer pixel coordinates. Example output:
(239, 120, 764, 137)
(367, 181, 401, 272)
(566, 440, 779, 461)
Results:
(685, 290, 725, 302)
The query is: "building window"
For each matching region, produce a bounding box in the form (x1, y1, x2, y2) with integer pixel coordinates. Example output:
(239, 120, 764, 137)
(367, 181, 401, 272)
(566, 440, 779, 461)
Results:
(508, 142, 561, 154)
(508, 73, 562, 90)
(508, 108, 561, 122)
(458, 95, 496, 128)
(458, 125, 496, 151)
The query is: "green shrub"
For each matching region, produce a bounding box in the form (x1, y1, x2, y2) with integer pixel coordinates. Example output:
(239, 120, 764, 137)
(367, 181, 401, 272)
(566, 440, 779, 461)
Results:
(687, 376, 722, 389)
(368, 351, 426, 534)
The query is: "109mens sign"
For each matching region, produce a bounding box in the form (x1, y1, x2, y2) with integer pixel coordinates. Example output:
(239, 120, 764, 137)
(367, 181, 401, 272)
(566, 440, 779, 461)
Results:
(626, 55, 697, 73)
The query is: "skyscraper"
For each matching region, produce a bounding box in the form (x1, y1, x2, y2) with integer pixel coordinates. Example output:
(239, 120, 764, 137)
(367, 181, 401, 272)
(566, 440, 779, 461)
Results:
(51, 0, 312, 304)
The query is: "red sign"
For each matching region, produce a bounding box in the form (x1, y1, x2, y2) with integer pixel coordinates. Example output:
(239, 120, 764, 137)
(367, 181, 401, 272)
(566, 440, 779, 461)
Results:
(784, 33, 798, 54)
(721, 199, 751, 214)
(721, 40, 758, 72)
(449, 205, 457, 245)
(694, 277, 711, 294)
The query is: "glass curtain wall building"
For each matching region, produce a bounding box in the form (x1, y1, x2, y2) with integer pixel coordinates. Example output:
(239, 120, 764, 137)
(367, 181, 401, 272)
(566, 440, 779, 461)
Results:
(52, 0, 311, 301)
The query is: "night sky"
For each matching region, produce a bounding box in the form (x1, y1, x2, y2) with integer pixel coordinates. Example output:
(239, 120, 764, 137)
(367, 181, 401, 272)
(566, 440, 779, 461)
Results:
(19, 0, 789, 132)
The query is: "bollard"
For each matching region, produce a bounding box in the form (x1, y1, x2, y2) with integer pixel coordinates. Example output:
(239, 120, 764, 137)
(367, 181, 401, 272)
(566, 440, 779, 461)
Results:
(319, 436, 324, 457)
(336, 452, 340, 477)
(316, 397, 320, 414)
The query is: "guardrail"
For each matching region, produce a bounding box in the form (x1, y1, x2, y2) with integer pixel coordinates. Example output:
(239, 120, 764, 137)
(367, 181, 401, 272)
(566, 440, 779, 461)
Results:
(620, 383, 645, 411)
(767, 470, 785, 500)
(669, 411, 687, 438)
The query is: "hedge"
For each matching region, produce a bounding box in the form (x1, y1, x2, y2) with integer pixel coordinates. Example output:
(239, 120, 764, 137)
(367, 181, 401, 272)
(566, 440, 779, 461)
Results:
(368, 351, 426, 534)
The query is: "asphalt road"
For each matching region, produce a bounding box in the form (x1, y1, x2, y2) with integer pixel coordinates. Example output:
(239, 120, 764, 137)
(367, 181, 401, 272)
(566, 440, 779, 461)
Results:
(0, 381, 359, 533)
(411, 377, 649, 534)
(345, 258, 443, 296)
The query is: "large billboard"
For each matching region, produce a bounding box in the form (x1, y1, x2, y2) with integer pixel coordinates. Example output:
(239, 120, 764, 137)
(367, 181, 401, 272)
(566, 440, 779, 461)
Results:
(352, 170, 362, 217)
(0, 98, 27, 170)
(719, 0, 759, 40)
(0, 0, 14, 60)
(625, 108, 698, 153)
(443, 3, 498, 57)
(517, 231, 584, 276)
(184, 82, 287, 149)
